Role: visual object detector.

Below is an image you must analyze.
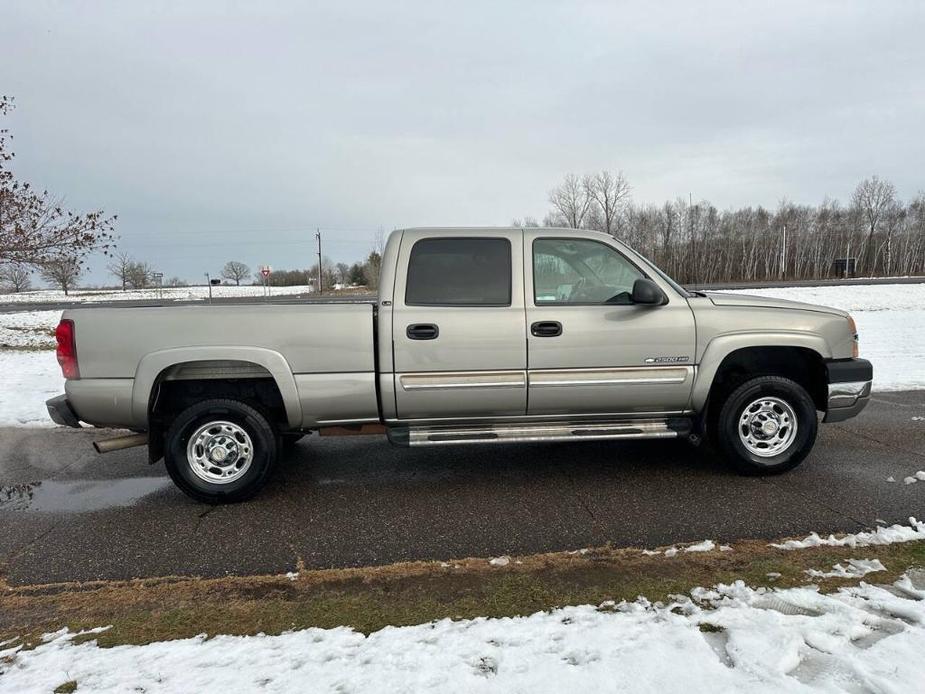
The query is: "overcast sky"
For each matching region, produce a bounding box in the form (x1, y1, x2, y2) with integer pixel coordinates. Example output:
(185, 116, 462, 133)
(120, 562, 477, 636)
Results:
(3, 1, 924, 284)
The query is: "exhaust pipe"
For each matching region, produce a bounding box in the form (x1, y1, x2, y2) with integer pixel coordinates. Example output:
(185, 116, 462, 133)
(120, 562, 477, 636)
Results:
(93, 433, 149, 454)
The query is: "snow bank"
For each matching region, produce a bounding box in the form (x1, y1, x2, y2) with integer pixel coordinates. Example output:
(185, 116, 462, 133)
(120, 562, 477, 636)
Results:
(3, 573, 924, 693)
(771, 517, 925, 550)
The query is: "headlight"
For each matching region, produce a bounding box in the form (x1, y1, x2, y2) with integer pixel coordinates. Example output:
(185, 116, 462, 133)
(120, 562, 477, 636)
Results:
(847, 315, 859, 358)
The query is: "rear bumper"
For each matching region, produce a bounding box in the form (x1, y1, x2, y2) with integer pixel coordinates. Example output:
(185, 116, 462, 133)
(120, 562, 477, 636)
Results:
(46, 394, 81, 428)
(823, 358, 873, 423)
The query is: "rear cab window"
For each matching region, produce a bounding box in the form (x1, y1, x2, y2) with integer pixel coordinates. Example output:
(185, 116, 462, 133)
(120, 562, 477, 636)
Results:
(405, 237, 512, 306)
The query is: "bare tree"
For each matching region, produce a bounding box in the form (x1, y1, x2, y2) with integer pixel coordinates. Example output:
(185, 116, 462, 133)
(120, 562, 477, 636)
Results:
(852, 175, 897, 273)
(107, 252, 134, 290)
(0, 96, 115, 272)
(334, 262, 350, 285)
(548, 174, 593, 228)
(0, 263, 30, 292)
(221, 260, 251, 286)
(125, 260, 153, 289)
(586, 170, 631, 236)
(39, 256, 82, 295)
(511, 216, 541, 227)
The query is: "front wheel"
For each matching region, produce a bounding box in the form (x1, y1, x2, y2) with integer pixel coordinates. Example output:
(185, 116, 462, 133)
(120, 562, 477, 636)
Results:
(164, 398, 279, 504)
(712, 376, 818, 475)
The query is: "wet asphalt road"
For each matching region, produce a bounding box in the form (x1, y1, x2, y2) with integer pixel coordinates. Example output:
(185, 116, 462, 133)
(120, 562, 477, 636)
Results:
(1, 391, 923, 585)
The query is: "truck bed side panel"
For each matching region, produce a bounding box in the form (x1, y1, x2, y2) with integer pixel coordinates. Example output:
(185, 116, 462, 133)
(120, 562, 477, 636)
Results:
(63, 303, 377, 429)
(68, 304, 375, 378)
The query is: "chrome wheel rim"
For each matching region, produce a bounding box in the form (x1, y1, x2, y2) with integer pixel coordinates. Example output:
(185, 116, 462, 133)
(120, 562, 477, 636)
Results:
(738, 396, 798, 458)
(186, 420, 254, 484)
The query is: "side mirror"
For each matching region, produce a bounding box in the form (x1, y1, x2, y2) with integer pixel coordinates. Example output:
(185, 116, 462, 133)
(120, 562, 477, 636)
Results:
(631, 278, 666, 305)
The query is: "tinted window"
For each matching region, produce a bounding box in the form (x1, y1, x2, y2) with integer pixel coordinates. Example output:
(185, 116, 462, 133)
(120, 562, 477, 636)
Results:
(406, 238, 512, 306)
(533, 238, 644, 305)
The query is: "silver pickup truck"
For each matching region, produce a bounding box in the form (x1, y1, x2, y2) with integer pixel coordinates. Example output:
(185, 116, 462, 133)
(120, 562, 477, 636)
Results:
(47, 227, 872, 503)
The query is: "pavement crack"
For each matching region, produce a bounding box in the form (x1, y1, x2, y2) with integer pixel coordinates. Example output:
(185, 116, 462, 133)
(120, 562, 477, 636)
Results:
(840, 428, 925, 461)
(2, 519, 66, 577)
(760, 477, 869, 530)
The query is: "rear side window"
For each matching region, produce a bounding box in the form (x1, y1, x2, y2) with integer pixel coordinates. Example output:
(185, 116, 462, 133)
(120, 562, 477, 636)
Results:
(405, 238, 512, 306)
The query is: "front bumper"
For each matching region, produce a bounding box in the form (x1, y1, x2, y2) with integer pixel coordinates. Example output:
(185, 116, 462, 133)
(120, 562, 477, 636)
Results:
(46, 394, 81, 428)
(823, 359, 873, 423)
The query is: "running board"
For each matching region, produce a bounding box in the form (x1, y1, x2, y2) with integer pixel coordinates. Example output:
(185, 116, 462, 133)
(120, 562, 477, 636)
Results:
(388, 419, 691, 447)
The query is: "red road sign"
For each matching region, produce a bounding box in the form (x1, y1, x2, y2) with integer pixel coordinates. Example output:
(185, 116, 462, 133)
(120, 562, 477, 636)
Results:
(260, 267, 271, 278)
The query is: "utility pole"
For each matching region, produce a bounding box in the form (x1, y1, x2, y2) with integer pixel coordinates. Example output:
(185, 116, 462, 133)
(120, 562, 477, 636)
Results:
(780, 224, 787, 279)
(689, 192, 696, 284)
(315, 229, 323, 295)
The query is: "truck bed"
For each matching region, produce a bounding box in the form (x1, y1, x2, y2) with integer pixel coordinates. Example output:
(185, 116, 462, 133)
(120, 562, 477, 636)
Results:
(63, 302, 379, 429)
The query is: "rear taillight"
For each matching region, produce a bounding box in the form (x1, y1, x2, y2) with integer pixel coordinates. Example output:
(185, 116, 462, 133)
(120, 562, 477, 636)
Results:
(55, 319, 80, 379)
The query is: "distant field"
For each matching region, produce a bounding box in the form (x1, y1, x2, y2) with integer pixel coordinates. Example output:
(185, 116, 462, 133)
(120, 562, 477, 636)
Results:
(0, 284, 335, 304)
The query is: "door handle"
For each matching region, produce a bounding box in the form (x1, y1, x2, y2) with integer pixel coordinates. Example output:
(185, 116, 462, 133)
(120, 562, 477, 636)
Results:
(531, 321, 562, 337)
(407, 323, 439, 340)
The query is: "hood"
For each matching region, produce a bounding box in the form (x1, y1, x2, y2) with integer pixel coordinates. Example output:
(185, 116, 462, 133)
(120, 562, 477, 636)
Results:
(704, 291, 848, 317)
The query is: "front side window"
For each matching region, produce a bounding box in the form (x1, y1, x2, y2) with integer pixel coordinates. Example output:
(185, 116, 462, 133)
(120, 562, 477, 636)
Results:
(406, 237, 512, 306)
(533, 238, 644, 305)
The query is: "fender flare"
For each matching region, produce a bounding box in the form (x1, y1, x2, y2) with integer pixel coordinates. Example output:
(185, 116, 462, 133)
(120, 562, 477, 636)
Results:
(132, 346, 303, 429)
(692, 332, 831, 411)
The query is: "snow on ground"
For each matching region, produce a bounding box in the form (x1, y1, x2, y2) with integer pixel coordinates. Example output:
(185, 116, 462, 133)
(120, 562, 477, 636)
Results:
(2, 571, 925, 693)
(0, 284, 320, 304)
(0, 310, 59, 350)
(724, 283, 925, 392)
(804, 558, 885, 579)
(0, 283, 922, 427)
(770, 517, 925, 550)
(0, 351, 63, 426)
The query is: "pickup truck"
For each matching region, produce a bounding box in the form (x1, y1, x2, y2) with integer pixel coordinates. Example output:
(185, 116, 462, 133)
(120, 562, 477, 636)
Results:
(46, 227, 873, 503)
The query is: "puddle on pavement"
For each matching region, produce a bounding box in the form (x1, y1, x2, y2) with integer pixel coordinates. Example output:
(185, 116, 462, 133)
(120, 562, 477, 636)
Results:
(0, 477, 171, 512)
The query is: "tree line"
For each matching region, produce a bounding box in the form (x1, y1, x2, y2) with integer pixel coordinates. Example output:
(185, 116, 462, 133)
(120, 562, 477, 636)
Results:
(529, 171, 924, 284)
(257, 250, 382, 290)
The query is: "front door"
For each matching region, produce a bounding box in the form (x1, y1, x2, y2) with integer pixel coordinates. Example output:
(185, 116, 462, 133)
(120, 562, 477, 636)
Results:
(392, 230, 527, 420)
(524, 232, 696, 416)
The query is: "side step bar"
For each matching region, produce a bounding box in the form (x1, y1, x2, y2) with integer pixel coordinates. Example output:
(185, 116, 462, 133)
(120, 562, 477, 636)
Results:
(388, 418, 691, 447)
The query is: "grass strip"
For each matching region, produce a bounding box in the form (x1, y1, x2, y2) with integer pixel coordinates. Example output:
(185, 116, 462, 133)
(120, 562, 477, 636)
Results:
(1, 538, 923, 649)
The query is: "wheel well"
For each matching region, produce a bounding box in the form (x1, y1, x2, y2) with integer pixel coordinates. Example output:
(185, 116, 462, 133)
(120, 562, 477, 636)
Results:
(708, 347, 827, 413)
(147, 361, 289, 462)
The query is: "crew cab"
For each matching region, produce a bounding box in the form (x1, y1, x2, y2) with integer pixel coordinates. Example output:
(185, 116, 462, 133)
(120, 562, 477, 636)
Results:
(46, 227, 873, 503)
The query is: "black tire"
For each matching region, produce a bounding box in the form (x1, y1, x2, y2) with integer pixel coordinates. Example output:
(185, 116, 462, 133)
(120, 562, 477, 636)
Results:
(712, 375, 818, 475)
(164, 398, 279, 504)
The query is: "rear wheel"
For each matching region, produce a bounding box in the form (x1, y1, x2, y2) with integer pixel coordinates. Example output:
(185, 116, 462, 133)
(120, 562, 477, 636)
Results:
(164, 398, 279, 503)
(712, 376, 817, 475)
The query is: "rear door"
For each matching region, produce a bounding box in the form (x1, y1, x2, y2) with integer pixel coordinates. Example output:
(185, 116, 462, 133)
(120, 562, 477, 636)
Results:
(524, 232, 696, 415)
(391, 230, 527, 420)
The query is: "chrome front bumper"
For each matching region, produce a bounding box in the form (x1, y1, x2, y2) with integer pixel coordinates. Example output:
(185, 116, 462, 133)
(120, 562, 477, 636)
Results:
(823, 359, 873, 423)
